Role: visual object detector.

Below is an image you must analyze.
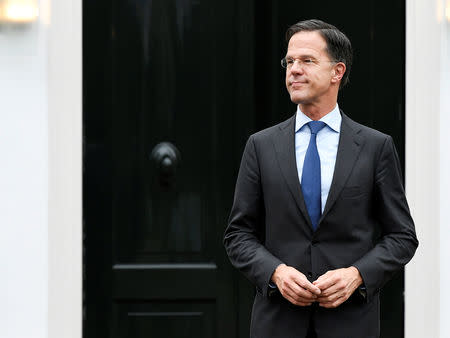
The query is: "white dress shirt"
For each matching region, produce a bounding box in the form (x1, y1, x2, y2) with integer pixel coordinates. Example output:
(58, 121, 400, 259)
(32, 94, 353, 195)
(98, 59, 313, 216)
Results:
(295, 104, 342, 212)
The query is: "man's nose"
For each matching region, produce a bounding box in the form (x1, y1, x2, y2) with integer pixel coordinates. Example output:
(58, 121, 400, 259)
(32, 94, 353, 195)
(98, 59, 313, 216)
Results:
(290, 60, 304, 73)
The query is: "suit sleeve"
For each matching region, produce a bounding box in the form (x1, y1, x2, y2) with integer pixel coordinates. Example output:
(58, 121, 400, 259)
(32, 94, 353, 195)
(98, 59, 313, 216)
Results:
(353, 136, 419, 302)
(223, 136, 284, 297)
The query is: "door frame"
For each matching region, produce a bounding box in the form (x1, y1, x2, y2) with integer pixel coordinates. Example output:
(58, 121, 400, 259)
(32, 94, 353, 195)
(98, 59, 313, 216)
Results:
(47, 0, 82, 338)
(73, 2, 444, 338)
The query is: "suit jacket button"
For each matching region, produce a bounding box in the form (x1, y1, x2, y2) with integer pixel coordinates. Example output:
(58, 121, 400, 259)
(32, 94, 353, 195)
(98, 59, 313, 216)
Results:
(307, 272, 313, 278)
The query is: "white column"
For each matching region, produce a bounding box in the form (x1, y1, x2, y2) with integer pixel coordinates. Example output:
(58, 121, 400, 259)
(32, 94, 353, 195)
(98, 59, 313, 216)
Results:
(405, 0, 449, 337)
(47, 0, 82, 336)
(438, 2, 450, 336)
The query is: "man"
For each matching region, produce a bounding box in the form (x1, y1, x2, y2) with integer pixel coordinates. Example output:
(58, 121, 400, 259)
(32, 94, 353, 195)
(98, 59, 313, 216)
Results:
(223, 19, 418, 338)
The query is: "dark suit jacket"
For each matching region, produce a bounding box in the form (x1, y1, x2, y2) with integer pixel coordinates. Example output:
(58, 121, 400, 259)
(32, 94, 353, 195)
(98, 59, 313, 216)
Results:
(223, 112, 418, 338)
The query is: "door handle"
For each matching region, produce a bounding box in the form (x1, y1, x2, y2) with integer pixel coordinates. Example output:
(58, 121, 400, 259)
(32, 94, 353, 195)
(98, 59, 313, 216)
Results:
(150, 142, 180, 187)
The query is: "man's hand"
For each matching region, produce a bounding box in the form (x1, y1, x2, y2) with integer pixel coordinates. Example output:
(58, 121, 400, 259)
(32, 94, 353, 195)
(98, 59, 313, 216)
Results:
(271, 264, 321, 306)
(313, 266, 363, 308)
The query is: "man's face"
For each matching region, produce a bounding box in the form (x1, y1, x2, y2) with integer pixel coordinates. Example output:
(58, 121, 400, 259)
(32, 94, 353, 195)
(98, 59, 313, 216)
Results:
(285, 31, 338, 105)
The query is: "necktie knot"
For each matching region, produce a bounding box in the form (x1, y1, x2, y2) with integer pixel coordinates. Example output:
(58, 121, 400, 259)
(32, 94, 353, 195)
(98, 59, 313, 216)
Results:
(308, 121, 326, 135)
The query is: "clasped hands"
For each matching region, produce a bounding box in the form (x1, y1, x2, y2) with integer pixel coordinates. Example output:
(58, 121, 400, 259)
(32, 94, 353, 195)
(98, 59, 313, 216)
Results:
(271, 264, 363, 308)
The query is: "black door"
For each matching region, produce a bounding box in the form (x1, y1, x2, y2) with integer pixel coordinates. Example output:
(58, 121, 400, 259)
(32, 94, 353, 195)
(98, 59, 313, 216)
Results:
(84, 1, 406, 337)
(84, 1, 256, 337)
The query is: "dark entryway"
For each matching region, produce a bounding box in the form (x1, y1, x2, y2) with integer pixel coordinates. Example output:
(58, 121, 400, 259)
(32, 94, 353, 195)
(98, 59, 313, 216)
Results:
(83, 1, 406, 337)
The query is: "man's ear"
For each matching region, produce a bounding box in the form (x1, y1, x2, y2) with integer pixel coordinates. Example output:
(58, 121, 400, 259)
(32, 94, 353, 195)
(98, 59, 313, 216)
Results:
(331, 62, 346, 83)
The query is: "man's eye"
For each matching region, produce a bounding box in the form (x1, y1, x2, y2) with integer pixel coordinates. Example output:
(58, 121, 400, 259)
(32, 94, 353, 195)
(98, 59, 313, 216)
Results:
(287, 59, 295, 65)
(304, 59, 314, 64)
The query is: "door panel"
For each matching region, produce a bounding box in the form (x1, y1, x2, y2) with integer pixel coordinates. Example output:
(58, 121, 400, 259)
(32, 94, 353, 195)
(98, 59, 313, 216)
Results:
(108, 0, 240, 337)
(114, 302, 215, 338)
(111, 0, 216, 264)
(113, 264, 217, 299)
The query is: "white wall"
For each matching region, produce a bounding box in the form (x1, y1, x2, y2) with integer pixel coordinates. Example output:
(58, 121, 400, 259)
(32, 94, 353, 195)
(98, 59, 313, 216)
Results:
(0, 19, 49, 338)
(405, 0, 450, 337)
(0, 0, 81, 337)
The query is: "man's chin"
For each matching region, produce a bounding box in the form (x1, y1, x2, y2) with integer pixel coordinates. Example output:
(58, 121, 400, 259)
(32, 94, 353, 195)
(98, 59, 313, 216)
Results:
(289, 94, 309, 105)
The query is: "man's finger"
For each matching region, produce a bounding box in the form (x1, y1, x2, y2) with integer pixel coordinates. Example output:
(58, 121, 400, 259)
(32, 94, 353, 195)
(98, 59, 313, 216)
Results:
(293, 275, 321, 295)
(295, 287, 318, 300)
(283, 281, 317, 302)
(318, 290, 343, 303)
(318, 294, 346, 308)
(313, 273, 338, 290)
(282, 290, 314, 306)
(318, 280, 342, 297)
(286, 281, 318, 300)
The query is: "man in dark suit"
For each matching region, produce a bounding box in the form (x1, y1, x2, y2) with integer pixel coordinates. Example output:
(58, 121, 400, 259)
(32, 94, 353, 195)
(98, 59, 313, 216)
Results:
(223, 19, 418, 338)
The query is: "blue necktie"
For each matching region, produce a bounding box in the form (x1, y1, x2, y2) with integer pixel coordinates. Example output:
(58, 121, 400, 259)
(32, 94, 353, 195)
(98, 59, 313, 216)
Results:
(302, 121, 326, 231)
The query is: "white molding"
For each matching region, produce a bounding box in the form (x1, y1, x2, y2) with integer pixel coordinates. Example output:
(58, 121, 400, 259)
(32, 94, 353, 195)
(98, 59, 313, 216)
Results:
(405, 0, 444, 337)
(439, 7, 450, 338)
(47, 0, 82, 336)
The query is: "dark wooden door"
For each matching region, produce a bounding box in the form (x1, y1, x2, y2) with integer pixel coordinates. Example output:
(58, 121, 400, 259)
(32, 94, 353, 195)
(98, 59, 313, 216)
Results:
(83, 1, 256, 337)
(84, 0, 406, 337)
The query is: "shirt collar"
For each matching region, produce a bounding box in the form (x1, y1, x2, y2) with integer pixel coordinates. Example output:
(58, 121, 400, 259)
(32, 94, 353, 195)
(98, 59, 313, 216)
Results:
(295, 104, 342, 133)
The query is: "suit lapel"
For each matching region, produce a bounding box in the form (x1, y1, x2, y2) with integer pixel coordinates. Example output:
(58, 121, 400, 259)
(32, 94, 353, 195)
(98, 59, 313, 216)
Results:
(272, 116, 313, 229)
(318, 112, 365, 226)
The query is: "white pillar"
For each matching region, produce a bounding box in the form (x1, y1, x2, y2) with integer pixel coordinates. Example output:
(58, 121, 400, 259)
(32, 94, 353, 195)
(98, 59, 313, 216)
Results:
(47, 0, 82, 336)
(405, 0, 449, 337)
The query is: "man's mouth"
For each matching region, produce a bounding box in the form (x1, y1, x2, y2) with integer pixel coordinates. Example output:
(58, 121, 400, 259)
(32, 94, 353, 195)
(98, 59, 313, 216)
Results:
(291, 81, 307, 88)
